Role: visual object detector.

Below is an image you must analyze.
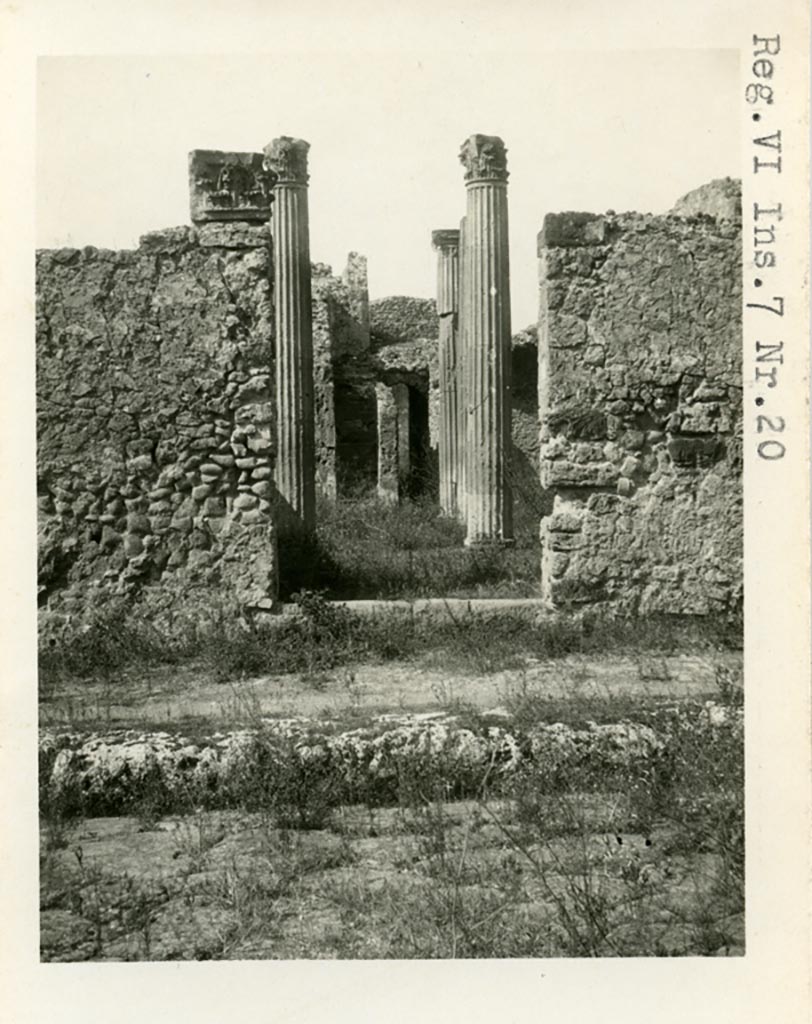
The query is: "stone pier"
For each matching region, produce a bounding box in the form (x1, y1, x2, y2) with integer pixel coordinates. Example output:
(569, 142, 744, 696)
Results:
(263, 136, 315, 532)
(376, 382, 410, 503)
(432, 229, 461, 518)
(459, 134, 513, 545)
(342, 252, 371, 344)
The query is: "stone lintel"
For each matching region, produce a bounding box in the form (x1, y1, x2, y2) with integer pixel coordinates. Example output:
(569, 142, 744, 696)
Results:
(459, 134, 509, 184)
(432, 229, 461, 250)
(263, 136, 310, 185)
(538, 212, 606, 251)
(188, 150, 273, 225)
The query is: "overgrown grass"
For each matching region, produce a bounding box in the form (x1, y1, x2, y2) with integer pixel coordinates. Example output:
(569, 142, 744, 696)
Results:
(40, 677, 744, 959)
(39, 587, 742, 693)
(278, 493, 540, 600)
(38, 480, 745, 960)
(39, 490, 742, 692)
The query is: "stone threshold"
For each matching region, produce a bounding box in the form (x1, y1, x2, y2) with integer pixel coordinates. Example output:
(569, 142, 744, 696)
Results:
(279, 597, 551, 618)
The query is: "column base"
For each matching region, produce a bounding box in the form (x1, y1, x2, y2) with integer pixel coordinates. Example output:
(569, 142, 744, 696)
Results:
(464, 536, 515, 549)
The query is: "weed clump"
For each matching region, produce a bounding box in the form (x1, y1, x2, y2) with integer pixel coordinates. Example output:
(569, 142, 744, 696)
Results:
(40, 676, 744, 960)
(40, 584, 743, 692)
(279, 494, 540, 600)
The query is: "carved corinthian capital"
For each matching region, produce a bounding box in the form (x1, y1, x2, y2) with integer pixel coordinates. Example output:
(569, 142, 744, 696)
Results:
(263, 136, 310, 185)
(432, 229, 460, 251)
(459, 134, 509, 184)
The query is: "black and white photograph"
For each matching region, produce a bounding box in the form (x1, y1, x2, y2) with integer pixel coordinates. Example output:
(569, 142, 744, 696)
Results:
(1, 1, 809, 1021)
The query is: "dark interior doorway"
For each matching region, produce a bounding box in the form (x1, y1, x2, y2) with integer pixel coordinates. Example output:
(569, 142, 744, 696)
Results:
(335, 380, 377, 496)
(406, 385, 433, 499)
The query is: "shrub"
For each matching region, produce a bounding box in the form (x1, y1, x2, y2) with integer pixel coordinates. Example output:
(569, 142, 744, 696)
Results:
(38, 599, 184, 684)
(221, 729, 339, 830)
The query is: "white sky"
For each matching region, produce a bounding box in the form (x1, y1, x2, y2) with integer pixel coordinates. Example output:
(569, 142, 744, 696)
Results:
(37, 50, 739, 328)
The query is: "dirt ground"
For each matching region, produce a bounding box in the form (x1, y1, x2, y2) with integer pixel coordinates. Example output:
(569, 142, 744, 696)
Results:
(40, 800, 744, 961)
(40, 649, 744, 960)
(40, 651, 741, 731)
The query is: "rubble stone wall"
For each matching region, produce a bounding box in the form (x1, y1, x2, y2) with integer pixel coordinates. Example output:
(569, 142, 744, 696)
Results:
(537, 207, 742, 613)
(312, 263, 377, 495)
(370, 296, 439, 347)
(36, 223, 277, 616)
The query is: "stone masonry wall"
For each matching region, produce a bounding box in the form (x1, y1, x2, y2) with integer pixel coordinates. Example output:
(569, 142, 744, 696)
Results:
(537, 197, 742, 614)
(312, 261, 376, 496)
(370, 296, 439, 348)
(36, 223, 277, 617)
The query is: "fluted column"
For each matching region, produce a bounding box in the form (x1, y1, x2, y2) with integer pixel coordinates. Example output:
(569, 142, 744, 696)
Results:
(264, 136, 315, 533)
(432, 229, 461, 518)
(457, 215, 468, 519)
(459, 134, 513, 545)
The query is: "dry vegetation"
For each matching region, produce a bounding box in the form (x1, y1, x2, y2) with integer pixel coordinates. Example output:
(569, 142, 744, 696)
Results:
(40, 666, 743, 960)
(277, 494, 543, 600)
(39, 496, 744, 961)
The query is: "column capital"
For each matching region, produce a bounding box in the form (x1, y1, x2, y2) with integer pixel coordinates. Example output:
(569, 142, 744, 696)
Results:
(432, 229, 460, 251)
(263, 136, 310, 185)
(459, 134, 509, 184)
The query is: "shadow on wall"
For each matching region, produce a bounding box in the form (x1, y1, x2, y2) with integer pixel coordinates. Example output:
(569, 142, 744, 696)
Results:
(335, 384, 378, 496)
(312, 261, 378, 498)
(377, 374, 437, 503)
(509, 332, 548, 540)
(408, 385, 437, 501)
(509, 446, 552, 544)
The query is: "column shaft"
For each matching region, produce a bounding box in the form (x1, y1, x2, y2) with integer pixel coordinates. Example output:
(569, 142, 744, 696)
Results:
(459, 135, 513, 545)
(457, 215, 468, 520)
(274, 184, 315, 529)
(432, 229, 461, 518)
(265, 137, 315, 533)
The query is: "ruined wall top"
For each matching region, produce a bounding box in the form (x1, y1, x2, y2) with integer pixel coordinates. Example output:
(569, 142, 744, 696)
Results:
(370, 296, 439, 346)
(459, 134, 509, 184)
(188, 150, 273, 224)
(537, 179, 742, 251)
(670, 177, 741, 221)
(342, 253, 370, 343)
(537, 212, 607, 250)
(263, 136, 310, 185)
